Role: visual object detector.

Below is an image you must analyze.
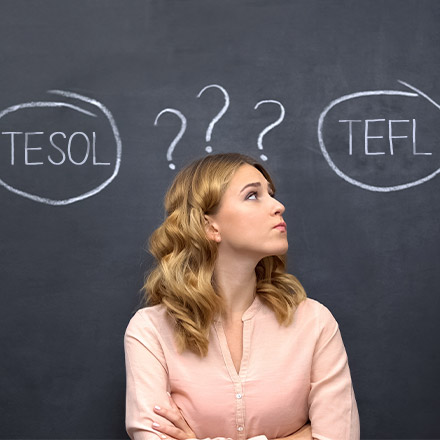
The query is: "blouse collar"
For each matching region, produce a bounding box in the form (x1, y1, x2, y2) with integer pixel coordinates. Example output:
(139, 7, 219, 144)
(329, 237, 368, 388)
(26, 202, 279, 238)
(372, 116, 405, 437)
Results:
(214, 293, 262, 323)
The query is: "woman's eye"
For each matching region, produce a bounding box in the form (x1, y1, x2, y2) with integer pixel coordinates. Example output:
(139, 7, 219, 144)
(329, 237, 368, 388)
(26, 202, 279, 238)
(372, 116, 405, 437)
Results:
(246, 191, 275, 200)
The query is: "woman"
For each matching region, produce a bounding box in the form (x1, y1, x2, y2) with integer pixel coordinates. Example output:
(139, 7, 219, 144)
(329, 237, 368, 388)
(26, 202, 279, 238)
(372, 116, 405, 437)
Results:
(124, 153, 360, 440)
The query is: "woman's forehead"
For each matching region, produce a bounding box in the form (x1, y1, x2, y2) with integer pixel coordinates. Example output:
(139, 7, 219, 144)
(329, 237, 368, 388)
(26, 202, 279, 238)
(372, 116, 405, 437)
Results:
(228, 164, 271, 192)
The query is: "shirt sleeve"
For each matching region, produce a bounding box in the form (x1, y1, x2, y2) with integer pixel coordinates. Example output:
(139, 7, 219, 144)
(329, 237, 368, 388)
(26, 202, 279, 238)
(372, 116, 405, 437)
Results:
(308, 304, 360, 440)
(124, 310, 175, 440)
(124, 310, 269, 440)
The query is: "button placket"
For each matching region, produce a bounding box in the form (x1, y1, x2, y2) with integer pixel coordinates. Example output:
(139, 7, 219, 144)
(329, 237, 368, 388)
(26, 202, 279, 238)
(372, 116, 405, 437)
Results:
(214, 313, 257, 440)
(234, 380, 245, 439)
(235, 319, 253, 440)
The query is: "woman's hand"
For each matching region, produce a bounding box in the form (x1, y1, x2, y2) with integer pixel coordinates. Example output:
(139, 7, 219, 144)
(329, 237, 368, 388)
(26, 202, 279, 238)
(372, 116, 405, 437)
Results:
(152, 392, 197, 440)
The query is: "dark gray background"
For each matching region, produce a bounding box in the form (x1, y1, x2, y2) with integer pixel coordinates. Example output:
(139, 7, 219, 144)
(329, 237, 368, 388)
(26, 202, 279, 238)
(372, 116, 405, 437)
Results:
(0, 1, 439, 438)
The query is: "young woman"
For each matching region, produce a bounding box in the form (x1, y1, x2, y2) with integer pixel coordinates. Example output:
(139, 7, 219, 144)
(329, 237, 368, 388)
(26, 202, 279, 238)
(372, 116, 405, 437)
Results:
(124, 153, 360, 440)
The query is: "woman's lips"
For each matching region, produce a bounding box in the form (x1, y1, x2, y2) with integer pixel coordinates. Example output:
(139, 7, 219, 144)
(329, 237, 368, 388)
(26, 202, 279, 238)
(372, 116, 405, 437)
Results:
(274, 225, 286, 232)
(274, 222, 287, 231)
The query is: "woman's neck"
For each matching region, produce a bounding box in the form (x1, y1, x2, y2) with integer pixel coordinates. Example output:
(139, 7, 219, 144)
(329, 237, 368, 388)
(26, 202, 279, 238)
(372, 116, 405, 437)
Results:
(213, 254, 258, 325)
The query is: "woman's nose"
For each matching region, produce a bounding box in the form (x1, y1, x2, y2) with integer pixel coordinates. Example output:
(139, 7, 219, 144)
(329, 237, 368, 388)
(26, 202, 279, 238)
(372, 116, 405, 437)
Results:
(272, 197, 285, 215)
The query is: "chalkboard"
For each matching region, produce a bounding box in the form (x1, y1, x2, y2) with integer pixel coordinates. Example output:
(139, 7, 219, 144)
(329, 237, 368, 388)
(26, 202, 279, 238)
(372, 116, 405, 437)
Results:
(1, 1, 439, 439)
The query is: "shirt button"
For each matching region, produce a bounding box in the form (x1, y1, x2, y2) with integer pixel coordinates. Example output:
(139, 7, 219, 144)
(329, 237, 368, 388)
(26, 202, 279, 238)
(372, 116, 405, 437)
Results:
(237, 426, 244, 432)
(236, 393, 242, 399)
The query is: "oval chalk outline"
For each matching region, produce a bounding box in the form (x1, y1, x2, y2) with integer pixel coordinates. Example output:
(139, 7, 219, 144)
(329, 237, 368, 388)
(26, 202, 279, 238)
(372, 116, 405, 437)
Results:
(318, 87, 440, 192)
(0, 90, 121, 205)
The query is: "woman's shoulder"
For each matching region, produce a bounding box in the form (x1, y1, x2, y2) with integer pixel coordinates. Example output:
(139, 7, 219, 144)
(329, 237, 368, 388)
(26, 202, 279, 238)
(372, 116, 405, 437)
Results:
(125, 303, 175, 338)
(133, 302, 168, 319)
(295, 296, 339, 326)
(298, 296, 329, 310)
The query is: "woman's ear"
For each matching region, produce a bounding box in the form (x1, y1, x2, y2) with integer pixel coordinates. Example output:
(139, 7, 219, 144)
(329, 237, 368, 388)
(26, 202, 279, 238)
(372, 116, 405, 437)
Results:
(204, 215, 221, 243)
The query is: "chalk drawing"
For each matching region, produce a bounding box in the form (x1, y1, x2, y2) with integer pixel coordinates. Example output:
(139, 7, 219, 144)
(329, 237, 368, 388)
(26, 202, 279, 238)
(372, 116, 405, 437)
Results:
(254, 100, 285, 161)
(154, 108, 187, 170)
(196, 84, 230, 154)
(318, 81, 439, 192)
(0, 90, 121, 205)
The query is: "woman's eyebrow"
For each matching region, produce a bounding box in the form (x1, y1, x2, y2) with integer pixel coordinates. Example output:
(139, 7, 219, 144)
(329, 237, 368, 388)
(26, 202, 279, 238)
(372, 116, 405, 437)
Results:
(239, 181, 274, 193)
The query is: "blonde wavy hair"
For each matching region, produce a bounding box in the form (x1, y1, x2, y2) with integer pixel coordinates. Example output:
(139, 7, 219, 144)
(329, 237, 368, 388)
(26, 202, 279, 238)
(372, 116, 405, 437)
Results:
(142, 152, 307, 357)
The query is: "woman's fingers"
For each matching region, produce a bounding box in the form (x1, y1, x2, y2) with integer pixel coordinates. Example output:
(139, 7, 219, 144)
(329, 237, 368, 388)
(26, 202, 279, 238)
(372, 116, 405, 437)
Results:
(167, 394, 196, 437)
(166, 392, 192, 426)
(154, 404, 181, 425)
(152, 395, 196, 439)
(167, 392, 180, 410)
(152, 405, 188, 439)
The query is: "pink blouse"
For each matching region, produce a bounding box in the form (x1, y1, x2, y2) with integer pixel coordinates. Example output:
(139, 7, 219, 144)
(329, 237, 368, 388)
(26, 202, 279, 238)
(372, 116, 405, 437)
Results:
(124, 295, 360, 440)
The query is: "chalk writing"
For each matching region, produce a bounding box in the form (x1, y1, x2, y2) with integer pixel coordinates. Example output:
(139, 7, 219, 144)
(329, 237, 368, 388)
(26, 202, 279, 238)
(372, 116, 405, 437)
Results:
(318, 80, 439, 192)
(0, 90, 121, 205)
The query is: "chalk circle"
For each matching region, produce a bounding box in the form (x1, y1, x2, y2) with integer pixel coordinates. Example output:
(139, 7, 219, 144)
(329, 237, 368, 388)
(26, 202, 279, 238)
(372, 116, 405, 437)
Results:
(317, 81, 440, 192)
(0, 90, 121, 205)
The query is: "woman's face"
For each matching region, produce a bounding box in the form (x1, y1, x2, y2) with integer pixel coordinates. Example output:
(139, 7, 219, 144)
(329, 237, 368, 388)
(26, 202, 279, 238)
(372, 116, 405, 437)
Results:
(205, 164, 288, 260)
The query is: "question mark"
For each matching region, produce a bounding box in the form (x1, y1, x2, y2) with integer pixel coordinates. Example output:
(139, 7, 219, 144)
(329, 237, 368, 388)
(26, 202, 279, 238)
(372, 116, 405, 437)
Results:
(154, 108, 187, 170)
(197, 84, 230, 153)
(253, 100, 285, 161)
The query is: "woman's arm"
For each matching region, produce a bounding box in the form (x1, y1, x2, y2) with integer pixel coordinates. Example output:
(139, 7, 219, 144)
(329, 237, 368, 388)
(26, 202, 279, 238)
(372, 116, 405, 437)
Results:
(158, 393, 312, 440)
(307, 305, 360, 440)
(275, 304, 360, 440)
(125, 311, 263, 440)
(125, 311, 177, 440)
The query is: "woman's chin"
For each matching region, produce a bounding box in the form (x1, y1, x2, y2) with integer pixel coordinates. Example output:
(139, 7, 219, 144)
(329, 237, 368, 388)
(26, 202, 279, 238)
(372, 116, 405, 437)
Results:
(262, 244, 289, 258)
